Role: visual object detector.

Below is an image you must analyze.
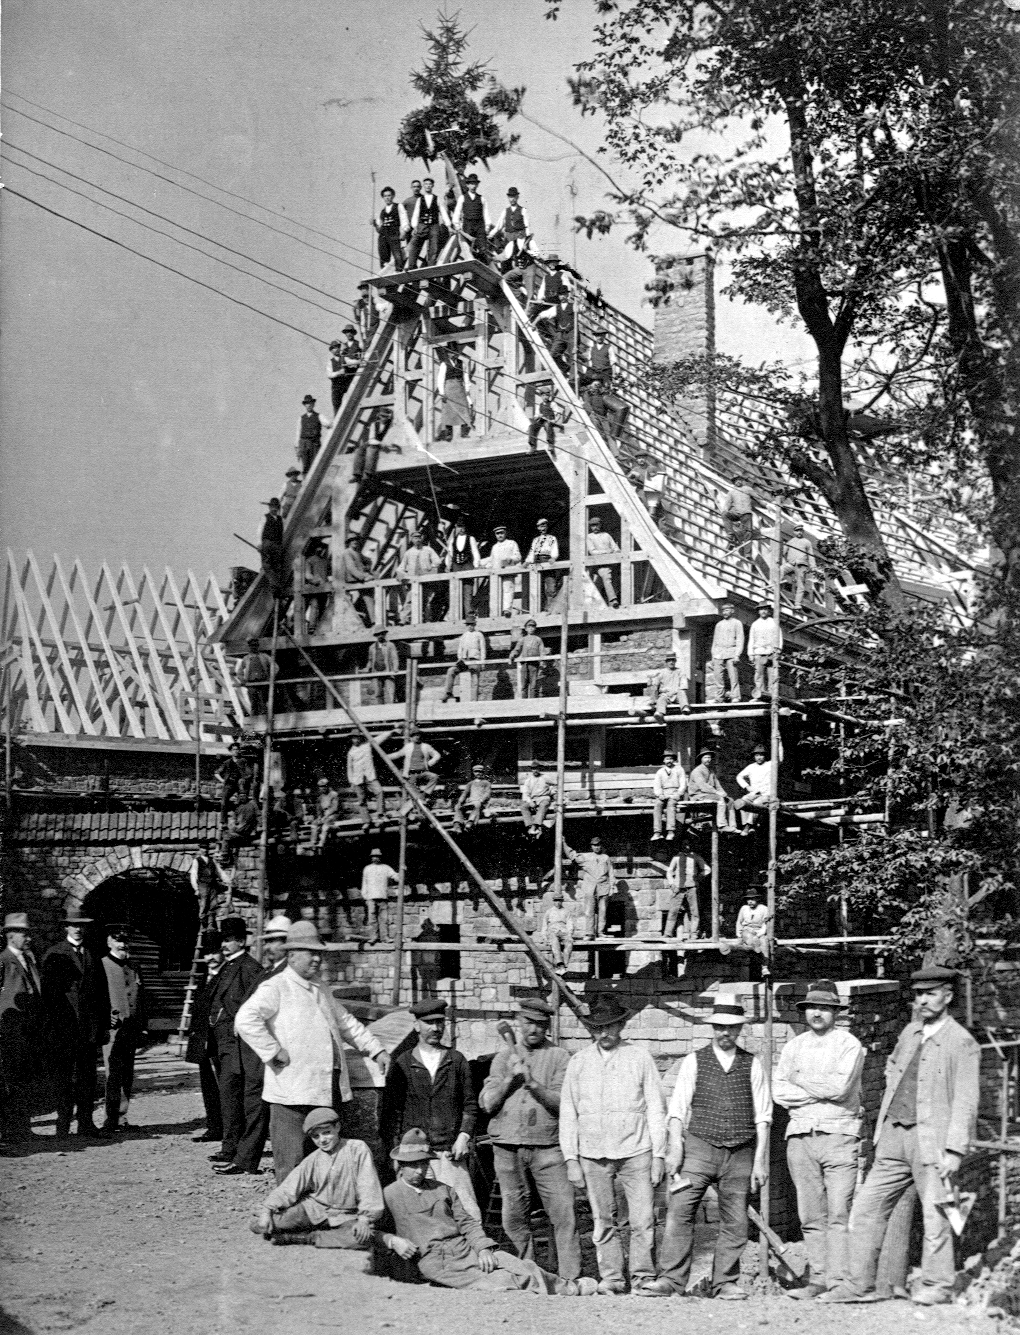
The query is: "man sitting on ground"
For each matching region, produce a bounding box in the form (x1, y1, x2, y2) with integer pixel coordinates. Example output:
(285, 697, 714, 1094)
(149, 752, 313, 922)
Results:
(251, 1107, 384, 1248)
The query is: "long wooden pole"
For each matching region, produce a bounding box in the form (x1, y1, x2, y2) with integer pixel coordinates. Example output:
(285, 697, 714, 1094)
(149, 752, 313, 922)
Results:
(254, 601, 280, 956)
(4, 663, 12, 813)
(553, 581, 571, 901)
(281, 625, 585, 1017)
(710, 825, 720, 942)
(391, 657, 416, 1004)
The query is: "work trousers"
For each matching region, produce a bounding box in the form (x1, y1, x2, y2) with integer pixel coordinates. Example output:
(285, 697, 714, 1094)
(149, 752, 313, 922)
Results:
(269, 1102, 323, 1184)
(102, 1023, 140, 1128)
(845, 1123, 956, 1300)
(652, 794, 685, 835)
(399, 769, 439, 816)
(663, 886, 699, 939)
(592, 567, 618, 607)
(580, 1150, 656, 1287)
(520, 796, 551, 828)
(430, 1147, 481, 1220)
(528, 418, 557, 451)
(407, 222, 443, 268)
(786, 1131, 858, 1289)
(54, 1037, 99, 1135)
(578, 889, 610, 939)
(724, 513, 753, 550)
(547, 927, 573, 970)
(378, 231, 405, 271)
(443, 659, 483, 700)
(492, 1143, 582, 1279)
(707, 657, 741, 703)
(198, 1049, 223, 1139)
(657, 1133, 754, 1295)
(653, 688, 689, 718)
(366, 899, 390, 944)
(218, 1057, 247, 1161)
(516, 663, 540, 698)
(353, 777, 384, 824)
(688, 788, 738, 831)
(454, 798, 488, 829)
(374, 677, 396, 705)
(734, 793, 770, 829)
(781, 560, 811, 608)
(271, 1203, 370, 1247)
(752, 653, 778, 699)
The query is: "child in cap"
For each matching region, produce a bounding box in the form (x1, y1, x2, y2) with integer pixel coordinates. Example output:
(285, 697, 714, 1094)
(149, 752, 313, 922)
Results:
(252, 1107, 384, 1248)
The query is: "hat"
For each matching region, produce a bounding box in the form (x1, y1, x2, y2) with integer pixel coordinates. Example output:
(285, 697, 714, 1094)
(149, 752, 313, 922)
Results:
(910, 965, 958, 988)
(463, 173, 480, 185)
(709, 998, 746, 1026)
(107, 923, 131, 940)
(343, 325, 356, 334)
(302, 1106, 341, 1135)
(664, 652, 677, 660)
(285, 466, 301, 476)
(753, 745, 767, 755)
(493, 524, 506, 533)
(662, 750, 677, 760)
(357, 281, 369, 290)
(465, 613, 477, 623)
(595, 327, 608, 336)
(283, 921, 335, 951)
(697, 748, 715, 761)
(264, 914, 293, 939)
(370, 847, 382, 857)
(472, 763, 485, 772)
(585, 994, 631, 1029)
(529, 759, 542, 769)
(409, 998, 447, 1019)
(63, 906, 94, 925)
(262, 497, 281, 509)
(220, 916, 249, 941)
(517, 997, 555, 1022)
(302, 394, 315, 404)
(329, 340, 341, 350)
(757, 601, 771, 612)
(536, 517, 549, 525)
(507, 187, 520, 196)
(796, 979, 849, 1010)
(391, 1128, 433, 1163)
(4, 912, 29, 932)
(201, 930, 222, 953)
(373, 626, 388, 636)
(317, 777, 329, 786)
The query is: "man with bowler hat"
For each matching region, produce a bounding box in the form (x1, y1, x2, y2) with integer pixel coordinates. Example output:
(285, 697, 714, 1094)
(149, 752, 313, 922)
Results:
(185, 929, 225, 1144)
(821, 966, 979, 1307)
(100, 924, 147, 1134)
(42, 906, 110, 1139)
(645, 996, 772, 1299)
(296, 394, 325, 476)
(480, 998, 581, 1281)
(0, 912, 42, 1142)
(259, 498, 286, 598)
(204, 916, 264, 1172)
(773, 980, 864, 1299)
(559, 994, 666, 1295)
(382, 997, 480, 1219)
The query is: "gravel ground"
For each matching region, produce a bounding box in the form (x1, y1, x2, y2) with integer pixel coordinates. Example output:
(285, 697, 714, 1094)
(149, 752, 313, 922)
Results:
(0, 1058, 1002, 1335)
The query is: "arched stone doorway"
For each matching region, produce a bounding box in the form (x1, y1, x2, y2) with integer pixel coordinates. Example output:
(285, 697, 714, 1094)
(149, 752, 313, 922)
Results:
(79, 868, 198, 1032)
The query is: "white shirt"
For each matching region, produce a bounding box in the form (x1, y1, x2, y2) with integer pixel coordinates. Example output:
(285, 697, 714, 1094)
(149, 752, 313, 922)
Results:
(526, 534, 559, 564)
(736, 760, 773, 796)
(493, 204, 531, 234)
(410, 192, 452, 230)
(668, 1043, 773, 1128)
(399, 545, 440, 578)
(415, 1044, 445, 1081)
(454, 629, 486, 663)
(347, 740, 378, 785)
(748, 615, 783, 656)
(521, 772, 553, 802)
(653, 765, 687, 799)
(773, 1027, 865, 1137)
(488, 539, 522, 569)
(559, 1041, 667, 1161)
(361, 862, 399, 901)
(736, 904, 770, 934)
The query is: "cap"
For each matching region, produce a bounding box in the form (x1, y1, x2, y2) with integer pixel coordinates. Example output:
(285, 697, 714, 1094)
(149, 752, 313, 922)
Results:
(107, 924, 131, 941)
(753, 745, 767, 755)
(524, 619, 537, 628)
(517, 997, 556, 1022)
(373, 626, 388, 636)
(303, 1107, 341, 1135)
(529, 759, 542, 769)
(4, 912, 29, 931)
(546, 252, 559, 263)
(472, 763, 485, 772)
(63, 906, 94, 925)
(329, 340, 341, 350)
(317, 777, 329, 787)
(664, 652, 677, 660)
(391, 1128, 433, 1162)
(757, 601, 772, 612)
(302, 394, 316, 404)
(585, 995, 631, 1029)
(285, 466, 301, 476)
(536, 517, 549, 525)
(343, 325, 356, 334)
(796, 979, 849, 1010)
(370, 847, 382, 857)
(910, 965, 958, 988)
(709, 998, 746, 1026)
(219, 916, 248, 940)
(493, 524, 506, 533)
(595, 326, 608, 335)
(409, 998, 447, 1019)
(263, 915, 293, 939)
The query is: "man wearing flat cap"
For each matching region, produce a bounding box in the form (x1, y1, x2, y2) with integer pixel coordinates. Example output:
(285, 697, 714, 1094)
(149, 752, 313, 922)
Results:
(382, 997, 480, 1219)
(560, 994, 666, 1295)
(822, 966, 979, 1307)
(379, 1128, 595, 1294)
(480, 999, 581, 1281)
(488, 524, 523, 618)
(100, 925, 147, 1134)
(42, 906, 111, 1140)
(236, 921, 390, 1183)
(1, 912, 42, 1142)
(773, 980, 864, 1298)
(646, 997, 772, 1300)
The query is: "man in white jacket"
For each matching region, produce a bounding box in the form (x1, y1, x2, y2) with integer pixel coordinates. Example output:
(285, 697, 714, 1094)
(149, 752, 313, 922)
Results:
(747, 602, 783, 701)
(235, 921, 390, 1183)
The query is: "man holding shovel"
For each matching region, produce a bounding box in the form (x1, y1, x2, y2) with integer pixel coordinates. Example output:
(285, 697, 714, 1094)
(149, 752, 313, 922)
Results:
(821, 965, 979, 1307)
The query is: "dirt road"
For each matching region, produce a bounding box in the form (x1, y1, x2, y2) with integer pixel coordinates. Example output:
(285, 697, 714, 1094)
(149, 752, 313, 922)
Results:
(0, 1052, 998, 1335)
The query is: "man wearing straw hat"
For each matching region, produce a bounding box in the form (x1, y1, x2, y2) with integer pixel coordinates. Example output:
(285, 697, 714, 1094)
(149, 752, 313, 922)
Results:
(480, 998, 581, 1282)
(645, 996, 772, 1300)
(235, 920, 390, 1182)
(773, 979, 865, 1299)
(0, 912, 42, 1143)
(560, 993, 667, 1296)
(379, 1128, 597, 1294)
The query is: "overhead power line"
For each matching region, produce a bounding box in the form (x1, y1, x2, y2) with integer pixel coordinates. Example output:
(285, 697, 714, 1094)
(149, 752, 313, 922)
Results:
(1, 100, 374, 276)
(3, 187, 326, 346)
(5, 88, 379, 265)
(5, 142, 355, 317)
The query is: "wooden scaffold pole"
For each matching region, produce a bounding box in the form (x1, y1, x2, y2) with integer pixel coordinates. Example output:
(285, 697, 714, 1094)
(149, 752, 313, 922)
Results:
(254, 600, 280, 957)
(391, 656, 416, 1005)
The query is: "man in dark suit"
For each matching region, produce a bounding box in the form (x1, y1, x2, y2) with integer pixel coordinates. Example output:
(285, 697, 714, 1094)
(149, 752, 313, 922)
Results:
(42, 905, 110, 1139)
(0, 912, 43, 1143)
(213, 914, 292, 1177)
(100, 925, 147, 1134)
(185, 930, 225, 1144)
(206, 916, 264, 1172)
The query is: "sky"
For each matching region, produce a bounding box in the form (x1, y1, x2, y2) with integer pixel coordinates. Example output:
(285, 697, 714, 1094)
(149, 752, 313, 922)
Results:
(0, 0, 814, 587)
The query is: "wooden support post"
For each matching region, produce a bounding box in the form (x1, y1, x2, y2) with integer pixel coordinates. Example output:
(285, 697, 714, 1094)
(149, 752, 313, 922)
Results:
(5, 663, 13, 813)
(1000, 1054, 1010, 1236)
(391, 657, 416, 1006)
(710, 825, 720, 942)
(254, 600, 280, 955)
(553, 583, 571, 905)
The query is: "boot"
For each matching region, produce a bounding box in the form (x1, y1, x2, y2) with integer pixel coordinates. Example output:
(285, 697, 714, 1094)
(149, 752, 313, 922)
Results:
(271, 1232, 316, 1246)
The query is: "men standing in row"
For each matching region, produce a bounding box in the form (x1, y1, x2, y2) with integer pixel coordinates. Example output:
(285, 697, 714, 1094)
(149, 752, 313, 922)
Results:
(361, 848, 399, 945)
(382, 997, 480, 1218)
(373, 186, 408, 271)
(480, 999, 581, 1283)
(647, 997, 772, 1300)
(451, 174, 492, 258)
(407, 177, 451, 268)
(43, 906, 110, 1140)
(100, 925, 146, 1134)
(651, 749, 686, 842)
(748, 601, 782, 701)
(236, 921, 390, 1183)
(207, 917, 264, 1174)
(773, 979, 865, 1300)
(822, 967, 979, 1307)
(520, 758, 552, 836)
(560, 994, 666, 1296)
(0, 912, 42, 1143)
(562, 834, 614, 939)
(708, 602, 745, 703)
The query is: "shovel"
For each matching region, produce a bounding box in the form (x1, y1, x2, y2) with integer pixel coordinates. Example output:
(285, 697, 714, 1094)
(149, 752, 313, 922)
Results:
(938, 1177, 976, 1236)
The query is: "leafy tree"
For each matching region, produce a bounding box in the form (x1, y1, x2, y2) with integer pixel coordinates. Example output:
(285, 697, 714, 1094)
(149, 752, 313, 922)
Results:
(397, 11, 521, 176)
(544, 0, 1020, 606)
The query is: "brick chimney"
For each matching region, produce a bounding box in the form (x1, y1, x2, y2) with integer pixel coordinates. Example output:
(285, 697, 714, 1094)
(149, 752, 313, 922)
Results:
(646, 252, 716, 458)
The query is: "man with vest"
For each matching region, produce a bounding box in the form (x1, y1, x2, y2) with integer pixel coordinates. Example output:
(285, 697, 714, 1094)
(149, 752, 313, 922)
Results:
(451, 174, 492, 259)
(773, 979, 865, 1300)
(661, 838, 710, 938)
(407, 177, 452, 269)
(821, 966, 980, 1307)
(490, 186, 531, 263)
(100, 925, 147, 1134)
(580, 330, 629, 440)
(296, 394, 326, 476)
(333, 326, 362, 412)
(366, 626, 399, 705)
(443, 518, 481, 621)
(537, 296, 576, 376)
(646, 997, 772, 1299)
(42, 906, 111, 1140)
(402, 180, 422, 231)
(373, 186, 408, 271)
(480, 999, 581, 1282)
